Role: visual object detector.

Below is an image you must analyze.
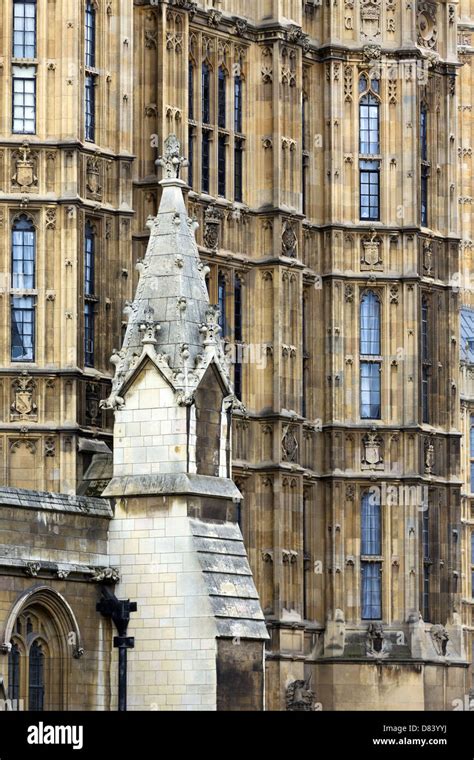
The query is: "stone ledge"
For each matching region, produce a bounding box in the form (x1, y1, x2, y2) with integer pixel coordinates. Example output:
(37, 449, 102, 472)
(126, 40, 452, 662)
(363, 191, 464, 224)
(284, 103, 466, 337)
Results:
(103, 473, 242, 500)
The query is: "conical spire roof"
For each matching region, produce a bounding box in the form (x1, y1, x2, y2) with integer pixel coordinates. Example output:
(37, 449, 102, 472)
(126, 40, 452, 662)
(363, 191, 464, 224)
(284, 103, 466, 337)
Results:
(102, 135, 232, 410)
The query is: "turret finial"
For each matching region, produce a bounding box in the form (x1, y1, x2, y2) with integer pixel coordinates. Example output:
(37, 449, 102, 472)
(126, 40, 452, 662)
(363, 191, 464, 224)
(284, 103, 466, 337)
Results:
(156, 134, 189, 179)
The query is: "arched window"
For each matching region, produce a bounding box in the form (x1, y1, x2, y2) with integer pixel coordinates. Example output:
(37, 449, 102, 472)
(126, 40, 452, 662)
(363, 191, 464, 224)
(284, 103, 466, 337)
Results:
(4, 590, 83, 711)
(11, 215, 36, 362)
(359, 75, 380, 221)
(218, 66, 226, 128)
(360, 291, 381, 355)
(361, 490, 381, 556)
(202, 62, 211, 124)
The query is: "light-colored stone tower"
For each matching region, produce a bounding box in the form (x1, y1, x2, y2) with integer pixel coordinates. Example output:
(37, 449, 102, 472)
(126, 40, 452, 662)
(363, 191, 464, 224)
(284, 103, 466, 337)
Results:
(103, 135, 268, 711)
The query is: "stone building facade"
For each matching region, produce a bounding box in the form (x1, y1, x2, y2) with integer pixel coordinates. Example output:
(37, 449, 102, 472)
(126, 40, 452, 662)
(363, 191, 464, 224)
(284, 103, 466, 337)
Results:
(0, 0, 474, 711)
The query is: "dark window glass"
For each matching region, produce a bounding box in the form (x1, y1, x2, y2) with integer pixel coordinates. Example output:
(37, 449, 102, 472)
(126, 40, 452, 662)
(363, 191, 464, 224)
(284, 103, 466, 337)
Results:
(8, 643, 20, 702)
(11, 296, 35, 362)
(471, 532, 474, 565)
(421, 165, 429, 227)
(423, 506, 430, 560)
(234, 361, 242, 401)
(85, 1, 96, 68)
(202, 63, 211, 124)
(188, 126, 194, 187)
(84, 302, 95, 368)
(361, 491, 381, 556)
(28, 641, 44, 711)
(12, 216, 35, 289)
(12, 72, 36, 134)
(188, 61, 194, 119)
(360, 160, 380, 220)
(234, 139, 243, 202)
(421, 106, 428, 162)
(84, 222, 95, 296)
(423, 566, 430, 621)
(359, 93, 379, 155)
(360, 291, 381, 355)
(201, 131, 210, 193)
(360, 362, 381, 419)
(13, 1, 36, 59)
(234, 75, 243, 133)
(218, 67, 226, 128)
(234, 277, 242, 342)
(218, 272, 226, 337)
(85, 74, 95, 141)
(361, 562, 382, 619)
(422, 298, 429, 423)
(218, 135, 226, 196)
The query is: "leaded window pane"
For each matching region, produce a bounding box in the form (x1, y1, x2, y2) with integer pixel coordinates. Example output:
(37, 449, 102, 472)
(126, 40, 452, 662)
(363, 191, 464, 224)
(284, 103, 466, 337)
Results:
(361, 492, 381, 556)
(361, 562, 382, 619)
(13, 1, 37, 59)
(360, 292, 380, 355)
(360, 362, 381, 419)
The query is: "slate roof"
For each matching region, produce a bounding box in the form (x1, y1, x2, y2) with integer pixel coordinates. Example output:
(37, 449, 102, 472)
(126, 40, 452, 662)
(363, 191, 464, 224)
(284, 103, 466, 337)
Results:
(0, 486, 112, 518)
(461, 308, 474, 363)
(190, 518, 269, 641)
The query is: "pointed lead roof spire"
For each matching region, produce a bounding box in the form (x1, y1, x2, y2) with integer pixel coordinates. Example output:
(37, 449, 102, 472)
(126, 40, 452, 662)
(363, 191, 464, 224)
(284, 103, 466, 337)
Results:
(102, 135, 232, 410)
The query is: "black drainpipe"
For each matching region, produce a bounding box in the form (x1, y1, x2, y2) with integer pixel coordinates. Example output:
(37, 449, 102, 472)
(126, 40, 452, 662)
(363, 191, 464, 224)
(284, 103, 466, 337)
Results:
(97, 587, 137, 711)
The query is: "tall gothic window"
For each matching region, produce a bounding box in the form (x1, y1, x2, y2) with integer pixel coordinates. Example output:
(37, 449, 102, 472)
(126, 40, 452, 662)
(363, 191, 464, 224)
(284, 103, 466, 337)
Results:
(361, 486, 382, 620)
(85, 1, 96, 68)
(8, 643, 20, 702)
(202, 130, 210, 193)
(202, 62, 211, 124)
(11, 215, 35, 362)
(12, 66, 36, 134)
(234, 276, 243, 400)
(84, 2, 96, 142)
(188, 60, 195, 120)
(422, 505, 430, 620)
(359, 75, 380, 221)
(84, 222, 95, 367)
(360, 291, 381, 419)
(218, 134, 226, 196)
(218, 272, 227, 337)
(420, 104, 429, 227)
(85, 75, 95, 141)
(361, 564, 382, 620)
(361, 490, 381, 556)
(218, 66, 226, 128)
(13, 0, 36, 58)
(234, 139, 243, 202)
(188, 125, 194, 188)
(421, 297, 430, 423)
(29, 641, 45, 711)
(234, 74, 243, 134)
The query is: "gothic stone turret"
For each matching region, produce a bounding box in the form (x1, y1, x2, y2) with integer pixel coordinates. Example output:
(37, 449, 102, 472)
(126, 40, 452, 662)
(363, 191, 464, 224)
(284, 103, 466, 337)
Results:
(102, 136, 268, 711)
